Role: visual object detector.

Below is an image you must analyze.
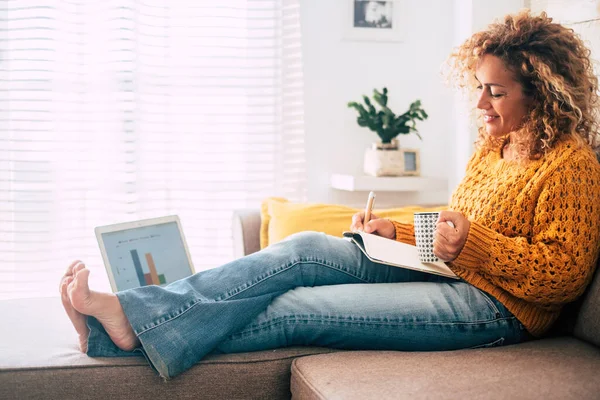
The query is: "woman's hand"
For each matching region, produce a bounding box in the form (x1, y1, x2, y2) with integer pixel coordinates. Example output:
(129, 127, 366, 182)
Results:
(434, 210, 471, 262)
(350, 212, 396, 240)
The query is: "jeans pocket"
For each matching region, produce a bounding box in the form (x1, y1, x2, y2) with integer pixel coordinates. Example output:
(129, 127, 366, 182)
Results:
(468, 337, 505, 349)
(476, 289, 503, 319)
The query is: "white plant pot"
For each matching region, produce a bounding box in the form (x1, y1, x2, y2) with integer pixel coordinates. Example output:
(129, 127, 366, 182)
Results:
(363, 140, 421, 177)
(363, 147, 404, 177)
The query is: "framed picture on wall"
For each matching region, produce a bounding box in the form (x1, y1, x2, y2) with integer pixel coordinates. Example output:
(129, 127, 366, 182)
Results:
(343, 0, 403, 42)
(400, 148, 420, 176)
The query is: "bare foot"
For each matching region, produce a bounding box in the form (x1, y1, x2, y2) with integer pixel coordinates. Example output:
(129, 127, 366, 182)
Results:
(62, 261, 140, 352)
(60, 261, 90, 352)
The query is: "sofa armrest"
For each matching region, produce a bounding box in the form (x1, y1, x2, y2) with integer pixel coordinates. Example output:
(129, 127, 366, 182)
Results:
(232, 209, 261, 258)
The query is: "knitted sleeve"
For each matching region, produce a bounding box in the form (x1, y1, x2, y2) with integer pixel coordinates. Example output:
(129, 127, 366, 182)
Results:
(451, 155, 600, 305)
(390, 220, 416, 246)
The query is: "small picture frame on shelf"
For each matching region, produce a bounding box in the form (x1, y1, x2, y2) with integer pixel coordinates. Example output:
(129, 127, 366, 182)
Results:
(343, 0, 403, 42)
(400, 148, 420, 176)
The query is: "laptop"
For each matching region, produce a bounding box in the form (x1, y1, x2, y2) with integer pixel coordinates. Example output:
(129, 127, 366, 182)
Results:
(95, 215, 195, 292)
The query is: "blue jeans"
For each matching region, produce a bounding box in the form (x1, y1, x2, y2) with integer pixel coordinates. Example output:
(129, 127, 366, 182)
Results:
(86, 232, 529, 379)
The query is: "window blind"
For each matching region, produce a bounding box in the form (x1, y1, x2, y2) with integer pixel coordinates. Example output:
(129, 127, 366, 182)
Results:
(0, 0, 307, 300)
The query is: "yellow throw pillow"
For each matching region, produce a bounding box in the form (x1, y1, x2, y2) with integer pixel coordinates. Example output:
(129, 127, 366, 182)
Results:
(260, 197, 447, 248)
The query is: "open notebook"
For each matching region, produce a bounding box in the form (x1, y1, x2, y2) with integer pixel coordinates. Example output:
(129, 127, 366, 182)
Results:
(343, 231, 459, 279)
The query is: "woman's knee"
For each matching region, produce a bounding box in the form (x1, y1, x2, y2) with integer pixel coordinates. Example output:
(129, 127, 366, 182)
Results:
(268, 231, 356, 270)
(283, 231, 332, 258)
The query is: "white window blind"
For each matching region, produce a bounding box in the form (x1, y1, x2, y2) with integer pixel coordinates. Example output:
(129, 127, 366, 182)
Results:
(0, 0, 307, 300)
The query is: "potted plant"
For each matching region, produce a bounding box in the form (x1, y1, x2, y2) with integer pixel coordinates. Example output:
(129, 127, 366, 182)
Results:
(348, 87, 428, 176)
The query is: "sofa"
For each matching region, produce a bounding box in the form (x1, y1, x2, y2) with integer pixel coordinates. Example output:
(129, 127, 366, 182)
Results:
(2, 208, 600, 399)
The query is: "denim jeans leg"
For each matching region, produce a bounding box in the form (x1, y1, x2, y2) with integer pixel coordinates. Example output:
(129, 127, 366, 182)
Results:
(216, 281, 525, 354)
(86, 232, 431, 379)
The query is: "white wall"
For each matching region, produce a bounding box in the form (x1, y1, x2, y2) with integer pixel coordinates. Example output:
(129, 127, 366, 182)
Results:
(450, 0, 527, 190)
(299, 0, 525, 208)
(530, 1, 600, 60)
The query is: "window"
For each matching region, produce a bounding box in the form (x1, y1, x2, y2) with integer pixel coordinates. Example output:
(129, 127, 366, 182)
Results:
(0, 0, 306, 299)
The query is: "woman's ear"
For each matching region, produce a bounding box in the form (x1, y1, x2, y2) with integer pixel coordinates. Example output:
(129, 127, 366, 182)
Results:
(526, 93, 535, 107)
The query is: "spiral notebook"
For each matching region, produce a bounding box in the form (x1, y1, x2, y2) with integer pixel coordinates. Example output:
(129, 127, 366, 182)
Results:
(343, 231, 459, 279)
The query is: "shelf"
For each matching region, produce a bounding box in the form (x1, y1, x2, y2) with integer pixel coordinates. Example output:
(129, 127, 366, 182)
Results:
(330, 174, 448, 192)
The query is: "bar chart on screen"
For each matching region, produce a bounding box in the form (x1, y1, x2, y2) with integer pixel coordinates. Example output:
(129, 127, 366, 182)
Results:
(101, 221, 192, 290)
(129, 249, 166, 286)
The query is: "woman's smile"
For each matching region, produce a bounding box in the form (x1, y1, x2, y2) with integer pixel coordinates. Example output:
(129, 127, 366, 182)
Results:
(475, 55, 531, 138)
(483, 114, 499, 123)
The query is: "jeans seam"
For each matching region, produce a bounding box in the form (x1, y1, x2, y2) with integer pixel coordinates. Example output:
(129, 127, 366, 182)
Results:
(136, 299, 204, 335)
(477, 289, 502, 317)
(220, 258, 371, 301)
(468, 337, 505, 349)
(136, 258, 371, 335)
(227, 315, 518, 339)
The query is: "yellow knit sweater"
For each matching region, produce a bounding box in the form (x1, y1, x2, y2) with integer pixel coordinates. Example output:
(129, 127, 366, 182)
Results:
(391, 137, 600, 337)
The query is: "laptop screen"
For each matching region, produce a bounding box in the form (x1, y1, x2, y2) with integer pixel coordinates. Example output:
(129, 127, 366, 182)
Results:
(101, 221, 193, 291)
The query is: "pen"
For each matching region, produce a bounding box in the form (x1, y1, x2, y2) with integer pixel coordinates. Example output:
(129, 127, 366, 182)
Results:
(364, 191, 376, 226)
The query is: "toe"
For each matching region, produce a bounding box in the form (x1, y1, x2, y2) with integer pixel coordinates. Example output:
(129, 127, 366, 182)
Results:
(75, 267, 91, 285)
(68, 268, 92, 313)
(61, 276, 73, 299)
(60, 278, 73, 311)
(59, 272, 73, 295)
(60, 261, 81, 292)
(72, 262, 86, 275)
(61, 276, 91, 352)
(66, 260, 83, 276)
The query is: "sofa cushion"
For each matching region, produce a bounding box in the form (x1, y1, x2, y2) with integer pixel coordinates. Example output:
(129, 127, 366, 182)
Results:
(574, 257, 600, 346)
(1, 297, 337, 400)
(291, 337, 600, 400)
(232, 208, 262, 257)
(260, 197, 446, 248)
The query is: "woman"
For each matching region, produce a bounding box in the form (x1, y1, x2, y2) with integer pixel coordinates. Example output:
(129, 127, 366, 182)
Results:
(60, 11, 600, 379)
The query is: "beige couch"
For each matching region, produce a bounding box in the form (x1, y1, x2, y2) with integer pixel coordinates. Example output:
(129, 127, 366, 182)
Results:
(2, 209, 599, 399)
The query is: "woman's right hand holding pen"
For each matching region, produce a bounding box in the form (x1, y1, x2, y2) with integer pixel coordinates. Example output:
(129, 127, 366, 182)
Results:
(350, 212, 396, 240)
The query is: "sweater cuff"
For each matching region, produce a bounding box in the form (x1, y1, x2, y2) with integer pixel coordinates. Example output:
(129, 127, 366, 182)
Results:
(390, 220, 416, 246)
(451, 221, 497, 269)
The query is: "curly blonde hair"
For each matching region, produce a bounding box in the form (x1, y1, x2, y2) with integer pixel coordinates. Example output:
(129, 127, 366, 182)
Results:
(447, 10, 599, 160)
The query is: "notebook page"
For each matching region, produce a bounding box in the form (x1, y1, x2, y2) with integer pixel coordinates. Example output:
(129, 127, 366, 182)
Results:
(357, 231, 457, 278)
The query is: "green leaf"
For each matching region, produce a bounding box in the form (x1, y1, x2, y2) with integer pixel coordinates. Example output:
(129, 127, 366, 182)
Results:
(348, 88, 427, 140)
(373, 91, 383, 106)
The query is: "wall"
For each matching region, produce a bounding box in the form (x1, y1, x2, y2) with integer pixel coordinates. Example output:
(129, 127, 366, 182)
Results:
(300, 0, 454, 208)
(530, 1, 600, 59)
(450, 0, 527, 190)
(299, 0, 525, 208)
